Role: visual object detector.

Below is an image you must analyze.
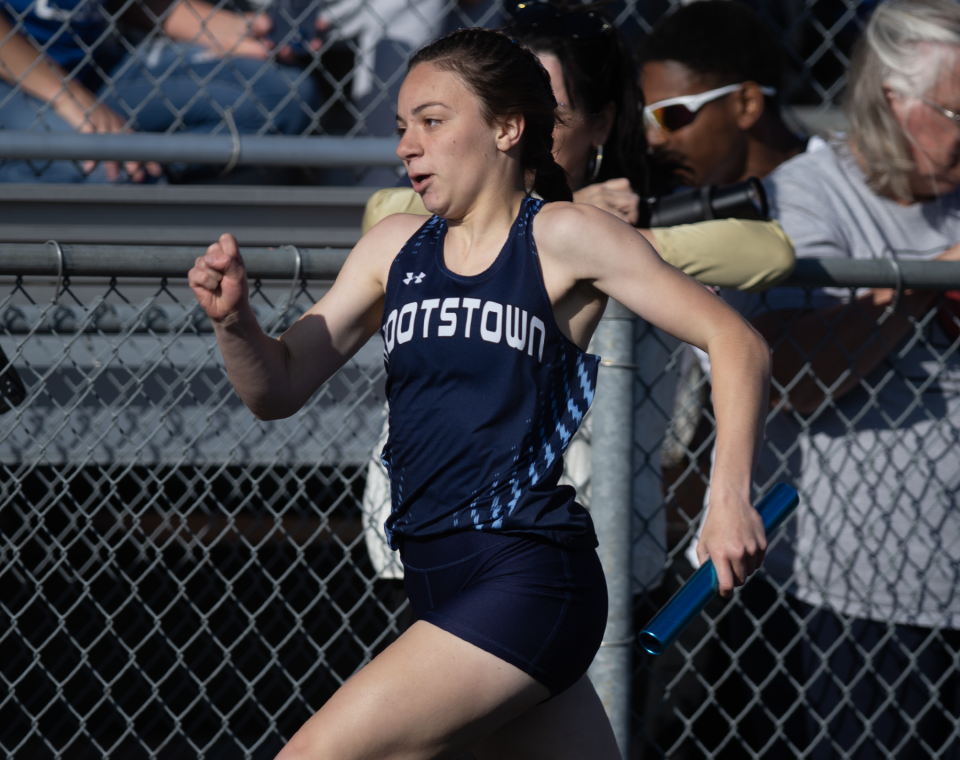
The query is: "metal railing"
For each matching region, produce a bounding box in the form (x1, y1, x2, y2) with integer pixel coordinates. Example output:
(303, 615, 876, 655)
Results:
(0, 133, 403, 167)
(0, 185, 377, 246)
(3, 251, 959, 758)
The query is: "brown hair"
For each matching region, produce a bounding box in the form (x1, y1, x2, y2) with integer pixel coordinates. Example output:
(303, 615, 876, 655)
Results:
(408, 28, 573, 203)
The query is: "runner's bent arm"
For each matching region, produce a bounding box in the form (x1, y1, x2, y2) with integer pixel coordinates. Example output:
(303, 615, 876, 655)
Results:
(535, 202, 771, 597)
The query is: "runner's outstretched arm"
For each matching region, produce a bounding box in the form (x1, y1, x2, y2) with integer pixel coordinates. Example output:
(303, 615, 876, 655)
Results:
(188, 217, 424, 420)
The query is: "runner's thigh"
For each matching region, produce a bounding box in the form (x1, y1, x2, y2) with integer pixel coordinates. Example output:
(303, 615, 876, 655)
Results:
(472, 675, 621, 760)
(274, 620, 550, 760)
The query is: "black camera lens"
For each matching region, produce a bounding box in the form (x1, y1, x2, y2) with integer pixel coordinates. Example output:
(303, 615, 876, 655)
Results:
(710, 177, 767, 221)
(645, 177, 768, 228)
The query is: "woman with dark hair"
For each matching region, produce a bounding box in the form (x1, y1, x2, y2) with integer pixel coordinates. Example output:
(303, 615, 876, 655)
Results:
(506, 1, 656, 219)
(365, 1, 654, 224)
(190, 27, 770, 760)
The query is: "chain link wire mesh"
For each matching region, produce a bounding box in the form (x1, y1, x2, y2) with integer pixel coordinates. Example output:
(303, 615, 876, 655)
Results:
(2, 0, 952, 754)
(2, 263, 959, 758)
(0, 274, 399, 758)
(0, 0, 864, 180)
(630, 288, 960, 759)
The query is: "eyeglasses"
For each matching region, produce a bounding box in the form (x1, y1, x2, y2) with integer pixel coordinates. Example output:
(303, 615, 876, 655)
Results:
(508, 2, 613, 40)
(920, 96, 960, 127)
(643, 83, 777, 134)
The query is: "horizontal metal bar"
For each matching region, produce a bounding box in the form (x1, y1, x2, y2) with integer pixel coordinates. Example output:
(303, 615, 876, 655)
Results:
(2, 245, 959, 289)
(1, 303, 291, 334)
(0, 243, 349, 279)
(0, 183, 377, 206)
(0, 184, 373, 247)
(0, 132, 404, 167)
(783, 259, 960, 289)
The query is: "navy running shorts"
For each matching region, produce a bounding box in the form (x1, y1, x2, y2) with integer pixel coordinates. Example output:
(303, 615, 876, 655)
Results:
(400, 530, 608, 696)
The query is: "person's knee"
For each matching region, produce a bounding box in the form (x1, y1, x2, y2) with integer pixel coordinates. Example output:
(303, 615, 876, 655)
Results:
(247, 65, 320, 135)
(0, 83, 73, 133)
(274, 731, 322, 760)
(274, 710, 392, 760)
(107, 50, 320, 135)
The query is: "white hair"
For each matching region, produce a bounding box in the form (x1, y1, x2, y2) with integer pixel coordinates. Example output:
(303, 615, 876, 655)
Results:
(845, 0, 960, 200)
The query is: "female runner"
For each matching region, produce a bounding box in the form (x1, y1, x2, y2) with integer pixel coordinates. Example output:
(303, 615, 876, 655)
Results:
(189, 27, 770, 760)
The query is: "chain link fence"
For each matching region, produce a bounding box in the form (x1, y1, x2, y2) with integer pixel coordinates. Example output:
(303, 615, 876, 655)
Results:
(0, 0, 865, 181)
(0, 267, 394, 758)
(2, 252, 959, 758)
(630, 273, 960, 759)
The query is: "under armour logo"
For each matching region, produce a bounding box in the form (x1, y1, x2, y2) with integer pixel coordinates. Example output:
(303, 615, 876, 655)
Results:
(403, 272, 426, 284)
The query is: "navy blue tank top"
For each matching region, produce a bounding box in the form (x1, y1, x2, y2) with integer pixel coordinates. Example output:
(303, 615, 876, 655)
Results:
(380, 197, 599, 551)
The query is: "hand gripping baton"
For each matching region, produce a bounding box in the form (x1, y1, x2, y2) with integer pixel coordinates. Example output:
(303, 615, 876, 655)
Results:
(638, 483, 799, 656)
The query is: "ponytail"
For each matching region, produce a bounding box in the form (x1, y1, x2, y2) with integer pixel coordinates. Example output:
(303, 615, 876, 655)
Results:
(410, 28, 573, 203)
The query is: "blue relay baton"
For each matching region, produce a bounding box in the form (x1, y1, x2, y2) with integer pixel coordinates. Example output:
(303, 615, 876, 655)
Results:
(638, 483, 799, 656)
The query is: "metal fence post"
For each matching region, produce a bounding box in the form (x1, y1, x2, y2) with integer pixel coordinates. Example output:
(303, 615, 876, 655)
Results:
(587, 298, 634, 758)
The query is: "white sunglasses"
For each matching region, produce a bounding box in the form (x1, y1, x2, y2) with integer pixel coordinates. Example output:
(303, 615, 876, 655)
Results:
(643, 83, 777, 133)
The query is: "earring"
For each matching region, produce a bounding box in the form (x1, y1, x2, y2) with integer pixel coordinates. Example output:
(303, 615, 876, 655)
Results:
(588, 144, 604, 182)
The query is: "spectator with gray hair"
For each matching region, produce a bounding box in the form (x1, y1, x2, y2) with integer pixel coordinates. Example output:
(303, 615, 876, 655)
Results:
(718, 0, 960, 755)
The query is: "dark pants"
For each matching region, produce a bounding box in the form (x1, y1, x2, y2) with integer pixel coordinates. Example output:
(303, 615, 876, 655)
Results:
(795, 599, 960, 759)
(0, 41, 318, 183)
(635, 573, 960, 759)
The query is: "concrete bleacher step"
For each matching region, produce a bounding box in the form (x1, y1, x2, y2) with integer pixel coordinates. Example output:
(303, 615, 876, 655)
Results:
(0, 184, 378, 247)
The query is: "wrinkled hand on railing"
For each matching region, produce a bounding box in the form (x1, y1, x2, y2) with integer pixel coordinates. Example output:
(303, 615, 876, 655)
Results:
(753, 240, 960, 415)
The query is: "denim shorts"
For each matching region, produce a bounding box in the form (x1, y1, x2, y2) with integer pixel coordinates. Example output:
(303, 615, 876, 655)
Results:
(400, 530, 608, 696)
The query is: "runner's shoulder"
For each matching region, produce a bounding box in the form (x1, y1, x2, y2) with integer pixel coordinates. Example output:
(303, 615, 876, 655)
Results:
(534, 200, 628, 255)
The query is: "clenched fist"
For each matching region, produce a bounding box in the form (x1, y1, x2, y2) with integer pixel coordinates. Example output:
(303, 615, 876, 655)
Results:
(189, 233, 250, 322)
